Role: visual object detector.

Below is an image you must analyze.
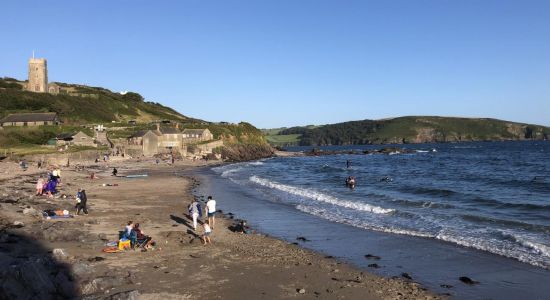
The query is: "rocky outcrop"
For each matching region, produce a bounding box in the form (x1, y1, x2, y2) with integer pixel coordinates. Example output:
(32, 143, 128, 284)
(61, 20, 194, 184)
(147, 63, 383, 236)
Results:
(221, 144, 274, 162)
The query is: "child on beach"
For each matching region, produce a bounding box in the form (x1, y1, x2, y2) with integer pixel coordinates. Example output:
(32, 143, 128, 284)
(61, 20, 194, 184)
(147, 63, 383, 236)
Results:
(201, 220, 212, 245)
(36, 175, 44, 195)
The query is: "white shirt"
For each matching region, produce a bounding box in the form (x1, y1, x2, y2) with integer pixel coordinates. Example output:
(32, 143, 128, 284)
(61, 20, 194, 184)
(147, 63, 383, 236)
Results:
(206, 199, 216, 213)
(204, 224, 212, 233)
(125, 225, 133, 236)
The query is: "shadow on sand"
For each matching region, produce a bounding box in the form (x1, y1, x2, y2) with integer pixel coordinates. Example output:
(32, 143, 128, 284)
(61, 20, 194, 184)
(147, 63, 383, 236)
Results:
(0, 224, 79, 299)
(169, 214, 202, 238)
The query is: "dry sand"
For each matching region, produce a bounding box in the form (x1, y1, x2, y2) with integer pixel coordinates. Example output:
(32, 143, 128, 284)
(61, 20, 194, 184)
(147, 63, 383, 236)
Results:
(0, 158, 444, 299)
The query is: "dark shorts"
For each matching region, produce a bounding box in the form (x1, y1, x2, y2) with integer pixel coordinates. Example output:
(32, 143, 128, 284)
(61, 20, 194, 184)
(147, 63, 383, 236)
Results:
(208, 212, 215, 217)
(204, 232, 211, 237)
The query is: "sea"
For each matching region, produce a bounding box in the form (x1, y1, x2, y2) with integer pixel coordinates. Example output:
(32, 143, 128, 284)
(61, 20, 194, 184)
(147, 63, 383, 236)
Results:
(193, 141, 550, 299)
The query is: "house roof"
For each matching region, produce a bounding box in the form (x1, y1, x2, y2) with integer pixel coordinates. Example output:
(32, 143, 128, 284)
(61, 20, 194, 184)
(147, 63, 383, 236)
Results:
(129, 130, 149, 138)
(182, 129, 209, 135)
(0, 112, 58, 123)
(56, 132, 75, 140)
(158, 127, 180, 134)
(129, 129, 164, 138)
(56, 131, 91, 140)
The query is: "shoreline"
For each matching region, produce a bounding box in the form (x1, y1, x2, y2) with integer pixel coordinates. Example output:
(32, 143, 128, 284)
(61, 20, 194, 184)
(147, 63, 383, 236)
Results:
(0, 158, 441, 299)
(194, 156, 550, 300)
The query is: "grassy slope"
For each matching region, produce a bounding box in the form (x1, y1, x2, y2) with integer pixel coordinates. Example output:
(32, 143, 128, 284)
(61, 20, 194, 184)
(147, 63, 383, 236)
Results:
(0, 78, 268, 149)
(0, 79, 188, 124)
(273, 116, 550, 146)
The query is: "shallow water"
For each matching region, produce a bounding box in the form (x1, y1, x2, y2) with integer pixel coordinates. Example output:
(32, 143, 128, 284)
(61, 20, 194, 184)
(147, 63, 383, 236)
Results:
(194, 141, 550, 299)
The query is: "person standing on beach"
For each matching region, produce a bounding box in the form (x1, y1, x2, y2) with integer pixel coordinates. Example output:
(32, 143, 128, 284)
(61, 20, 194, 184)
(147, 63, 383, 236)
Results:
(75, 188, 88, 215)
(188, 199, 201, 230)
(205, 196, 217, 229)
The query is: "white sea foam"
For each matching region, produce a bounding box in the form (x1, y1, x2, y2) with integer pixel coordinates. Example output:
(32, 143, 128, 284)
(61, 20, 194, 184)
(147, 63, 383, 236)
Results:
(296, 204, 432, 238)
(250, 176, 394, 214)
(221, 167, 243, 178)
(298, 204, 549, 269)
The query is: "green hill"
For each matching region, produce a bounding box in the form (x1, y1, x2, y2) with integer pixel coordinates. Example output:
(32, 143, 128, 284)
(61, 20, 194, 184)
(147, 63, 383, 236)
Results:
(0, 77, 269, 154)
(0, 78, 190, 124)
(271, 116, 550, 146)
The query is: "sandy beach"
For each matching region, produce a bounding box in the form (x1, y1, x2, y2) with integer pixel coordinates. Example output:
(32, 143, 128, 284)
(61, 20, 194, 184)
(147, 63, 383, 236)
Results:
(0, 158, 442, 299)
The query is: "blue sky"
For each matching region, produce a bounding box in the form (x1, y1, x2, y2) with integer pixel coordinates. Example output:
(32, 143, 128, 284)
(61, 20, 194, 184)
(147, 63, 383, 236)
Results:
(1, 1, 549, 128)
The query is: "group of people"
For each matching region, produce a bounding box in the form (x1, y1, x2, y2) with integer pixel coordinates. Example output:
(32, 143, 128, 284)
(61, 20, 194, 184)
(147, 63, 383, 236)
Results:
(122, 221, 154, 250)
(188, 196, 217, 245)
(35, 167, 62, 198)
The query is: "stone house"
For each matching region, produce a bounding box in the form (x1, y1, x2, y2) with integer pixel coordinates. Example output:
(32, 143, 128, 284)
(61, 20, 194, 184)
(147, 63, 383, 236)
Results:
(56, 131, 96, 147)
(127, 125, 216, 157)
(182, 129, 214, 142)
(0, 112, 59, 127)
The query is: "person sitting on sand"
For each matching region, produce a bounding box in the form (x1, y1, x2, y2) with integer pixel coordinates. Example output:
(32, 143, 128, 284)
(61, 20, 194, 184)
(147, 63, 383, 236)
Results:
(36, 175, 45, 196)
(205, 196, 217, 230)
(112, 167, 118, 176)
(133, 223, 154, 249)
(201, 220, 212, 245)
(236, 220, 248, 234)
(125, 221, 134, 237)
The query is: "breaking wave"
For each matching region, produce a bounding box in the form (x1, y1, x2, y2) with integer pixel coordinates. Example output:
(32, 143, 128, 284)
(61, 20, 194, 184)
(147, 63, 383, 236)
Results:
(249, 176, 394, 214)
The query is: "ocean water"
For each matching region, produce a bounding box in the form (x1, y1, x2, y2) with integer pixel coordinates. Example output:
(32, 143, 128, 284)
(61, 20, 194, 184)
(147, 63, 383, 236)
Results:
(212, 141, 550, 270)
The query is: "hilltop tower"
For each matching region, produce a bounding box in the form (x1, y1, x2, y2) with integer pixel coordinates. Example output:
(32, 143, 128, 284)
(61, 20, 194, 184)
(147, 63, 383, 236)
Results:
(27, 54, 48, 93)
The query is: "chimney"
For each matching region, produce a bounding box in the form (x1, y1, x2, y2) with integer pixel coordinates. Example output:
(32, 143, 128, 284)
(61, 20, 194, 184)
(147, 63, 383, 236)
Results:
(156, 123, 160, 131)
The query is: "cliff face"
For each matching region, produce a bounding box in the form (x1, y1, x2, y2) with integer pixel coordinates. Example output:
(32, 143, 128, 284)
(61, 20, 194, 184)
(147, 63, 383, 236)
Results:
(273, 116, 550, 146)
(220, 143, 274, 162)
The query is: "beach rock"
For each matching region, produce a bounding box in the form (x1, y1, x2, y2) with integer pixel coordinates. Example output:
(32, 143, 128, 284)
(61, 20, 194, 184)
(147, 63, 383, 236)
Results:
(368, 263, 381, 268)
(72, 262, 93, 278)
(296, 236, 310, 242)
(401, 273, 413, 280)
(105, 290, 140, 300)
(52, 248, 68, 260)
(297, 288, 306, 294)
(55, 271, 78, 298)
(19, 262, 57, 294)
(364, 254, 381, 260)
(440, 284, 453, 289)
(12, 221, 24, 228)
(42, 224, 82, 242)
(87, 256, 106, 262)
(23, 207, 39, 216)
(459, 276, 479, 285)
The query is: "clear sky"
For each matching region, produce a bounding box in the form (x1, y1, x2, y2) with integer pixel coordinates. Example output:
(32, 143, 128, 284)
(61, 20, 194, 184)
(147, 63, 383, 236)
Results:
(1, 1, 549, 128)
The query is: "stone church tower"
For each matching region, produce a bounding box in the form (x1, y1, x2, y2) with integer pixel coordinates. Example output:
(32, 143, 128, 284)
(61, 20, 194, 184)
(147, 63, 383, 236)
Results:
(27, 56, 48, 93)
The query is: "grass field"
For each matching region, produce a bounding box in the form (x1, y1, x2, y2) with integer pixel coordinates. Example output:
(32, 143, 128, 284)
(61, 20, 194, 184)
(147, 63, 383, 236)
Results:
(265, 134, 301, 146)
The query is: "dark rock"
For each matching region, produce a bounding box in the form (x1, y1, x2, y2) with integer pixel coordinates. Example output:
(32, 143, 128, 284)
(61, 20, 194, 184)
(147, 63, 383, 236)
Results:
(401, 272, 412, 280)
(296, 236, 310, 242)
(440, 284, 453, 289)
(367, 263, 380, 268)
(459, 276, 479, 285)
(87, 256, 106, 262)
(364, 254, 381, 260)
(104, 290, 140, 300)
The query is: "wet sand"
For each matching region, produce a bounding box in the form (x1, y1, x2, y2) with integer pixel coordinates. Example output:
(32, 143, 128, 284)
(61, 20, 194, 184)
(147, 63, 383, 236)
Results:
(0, 159, 441, 299)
